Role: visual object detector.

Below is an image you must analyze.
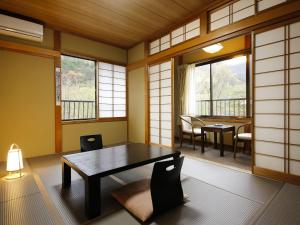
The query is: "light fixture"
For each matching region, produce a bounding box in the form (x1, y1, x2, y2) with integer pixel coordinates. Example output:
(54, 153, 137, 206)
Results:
(6, 143, 24, 179)
(202, 43, 223, 54)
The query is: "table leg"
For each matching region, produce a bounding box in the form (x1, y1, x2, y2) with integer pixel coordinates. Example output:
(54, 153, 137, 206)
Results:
(220, 131, 224, 157)
(214, 132, 218, 149)
(201, 129, 205, 153)
(85, 176, 101, 219)
(62, 162, 71, 189)
(232, 128, 236, 152)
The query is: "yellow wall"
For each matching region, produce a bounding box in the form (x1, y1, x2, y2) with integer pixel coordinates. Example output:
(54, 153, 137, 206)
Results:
(61, 33, 127, 64)
(62, 121, 127, 151)
(127, 42, 145, 64)
(127, 42, 146, 143)
(0, 28, 128, 161)
(0, 50, 55, 161)
(128, 67, 145, 143)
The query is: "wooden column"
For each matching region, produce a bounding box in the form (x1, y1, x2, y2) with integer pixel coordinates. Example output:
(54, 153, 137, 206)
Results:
(54, 31, 62, 153)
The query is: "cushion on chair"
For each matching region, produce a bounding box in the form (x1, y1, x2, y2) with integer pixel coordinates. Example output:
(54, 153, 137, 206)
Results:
(235, 133, 252, 140)
(183, 128, 205, 135)
(111, 179, 153, 222)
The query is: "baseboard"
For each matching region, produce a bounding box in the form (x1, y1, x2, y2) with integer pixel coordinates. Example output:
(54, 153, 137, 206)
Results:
(253, 166, 300, 185)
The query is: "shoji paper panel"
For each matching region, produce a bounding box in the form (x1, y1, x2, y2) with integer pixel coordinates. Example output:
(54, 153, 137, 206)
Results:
(149, 60, 173, 147)
(254, 20, 300, 177)
(149, 64, 160, 144)
(258, 0, 287, 12)
(254, 24, 286, 172)
(232, 0, 255, 23)
(210, 6, 229, 31)
(256, 154, 285, 172)
(150, 39, 159, 55)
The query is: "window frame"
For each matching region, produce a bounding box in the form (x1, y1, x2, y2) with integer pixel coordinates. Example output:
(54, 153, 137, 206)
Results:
(60, 53, 127, 123)
(194, 52, 251, 118)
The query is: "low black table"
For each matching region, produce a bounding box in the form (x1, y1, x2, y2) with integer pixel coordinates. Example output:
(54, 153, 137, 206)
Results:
(201, 125, 235, 157)
(61, 143, 180, 219)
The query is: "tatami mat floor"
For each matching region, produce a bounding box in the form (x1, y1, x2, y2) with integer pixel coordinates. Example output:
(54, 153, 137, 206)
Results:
(177, 141, 252, 171)
(1, 148, 300, 225)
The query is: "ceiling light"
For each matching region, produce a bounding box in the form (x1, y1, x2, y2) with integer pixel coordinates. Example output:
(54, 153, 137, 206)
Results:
(202, 43, 223, 54)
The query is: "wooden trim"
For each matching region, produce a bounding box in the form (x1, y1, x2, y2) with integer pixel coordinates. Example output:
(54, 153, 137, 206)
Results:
(61, 117, 127, 125)
(171, 58, 175, 148)
(251, 30, 256, 173)
(200, 117, 252, 123)
(54, 31, 62, 154)
(0, 39, 60, 58)
(144, 65, 149, 144)
(253, 166, 300, 185)
(200, 12, 208, 36)
(126, 67, 129, 142)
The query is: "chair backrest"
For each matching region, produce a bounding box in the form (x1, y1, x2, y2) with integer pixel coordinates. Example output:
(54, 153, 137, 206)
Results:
(80, 134, 103, 152)
(244, 122, 252, 133)
(150, 156, 184, 215)
(180, 116, 192, 132)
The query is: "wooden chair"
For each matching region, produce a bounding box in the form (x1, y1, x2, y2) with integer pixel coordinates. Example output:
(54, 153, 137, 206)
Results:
(179, 115, 207, 150)
(112, 157, 185, 222)
(80, 134, 103, 152)
(233, 122, 252, 159)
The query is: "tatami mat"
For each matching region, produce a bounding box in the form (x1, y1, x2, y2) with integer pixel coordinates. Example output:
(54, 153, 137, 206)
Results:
(26, 153, 300, 225)
(181, 157, 282, 204)
(0, 172, 62, 225)
(255, 183, 300, 225)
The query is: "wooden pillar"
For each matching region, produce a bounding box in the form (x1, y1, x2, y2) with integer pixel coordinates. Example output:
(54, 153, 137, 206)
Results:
(54, 31, 62, 153)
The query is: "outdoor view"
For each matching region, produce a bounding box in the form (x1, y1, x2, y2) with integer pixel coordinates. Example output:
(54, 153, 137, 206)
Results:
(61, 55, 96, 120)
(195, 56, 247, 117)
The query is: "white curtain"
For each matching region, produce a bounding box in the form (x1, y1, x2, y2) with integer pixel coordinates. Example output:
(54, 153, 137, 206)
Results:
(184, 64, 196, 115)
(180, 64, 196, 115)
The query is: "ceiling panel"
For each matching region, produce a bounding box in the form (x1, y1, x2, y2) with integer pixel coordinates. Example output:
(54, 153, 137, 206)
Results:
(0, 0, 214, 48)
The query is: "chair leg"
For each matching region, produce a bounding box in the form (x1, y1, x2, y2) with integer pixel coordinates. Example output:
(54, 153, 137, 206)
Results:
(190, 135, 193, 144)
(243, 142, 247, 153)
(192, 135, 196, 150)
(234, 138, 238, 159)
(180, 132, 183, 148)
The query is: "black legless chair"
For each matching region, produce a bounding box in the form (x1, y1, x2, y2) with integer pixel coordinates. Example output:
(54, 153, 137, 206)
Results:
(80, 134, 103, 152)
(112, 156, 185, 222)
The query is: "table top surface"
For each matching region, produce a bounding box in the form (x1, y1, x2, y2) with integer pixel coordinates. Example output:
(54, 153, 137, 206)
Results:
(62, 143, 179, 177)
(203, 124, 234, 129)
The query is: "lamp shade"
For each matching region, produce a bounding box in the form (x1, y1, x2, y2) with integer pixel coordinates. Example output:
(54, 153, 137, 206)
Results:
(6, 144, 23, 172)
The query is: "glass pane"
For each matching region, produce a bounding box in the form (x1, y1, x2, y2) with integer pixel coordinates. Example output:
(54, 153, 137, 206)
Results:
(61, 55, 96, 120)
(211, 56, 247, 116)
(194, 64, 211, 116)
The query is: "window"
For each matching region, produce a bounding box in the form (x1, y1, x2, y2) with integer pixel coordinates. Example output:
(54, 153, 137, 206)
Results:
(61, 55, 126, 121)
(61, 55, 96, 120)
(193, 55, 248, 117)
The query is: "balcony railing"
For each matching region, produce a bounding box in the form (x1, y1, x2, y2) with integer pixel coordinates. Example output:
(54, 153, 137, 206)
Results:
(62, 100, 96, 120)
(196, 98, 247, 117)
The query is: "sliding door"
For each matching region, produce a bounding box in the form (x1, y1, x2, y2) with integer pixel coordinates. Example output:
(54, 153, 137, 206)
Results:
(148, 60, 174, 147)
(253, 20, 300, 176)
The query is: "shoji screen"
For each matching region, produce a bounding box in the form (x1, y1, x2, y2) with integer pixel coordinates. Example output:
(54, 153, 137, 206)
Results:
(257, 0, 287, 12)
(149, 60, 173, 147)
(254, 20, 300, 176)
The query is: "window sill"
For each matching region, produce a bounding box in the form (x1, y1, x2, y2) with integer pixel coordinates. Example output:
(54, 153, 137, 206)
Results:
(196, 116, 252, 123)
(61, 117, 127, 125)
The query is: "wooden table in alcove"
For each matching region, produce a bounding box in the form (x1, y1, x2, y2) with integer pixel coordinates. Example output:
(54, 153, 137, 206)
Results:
(201, 124, 235, 157)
